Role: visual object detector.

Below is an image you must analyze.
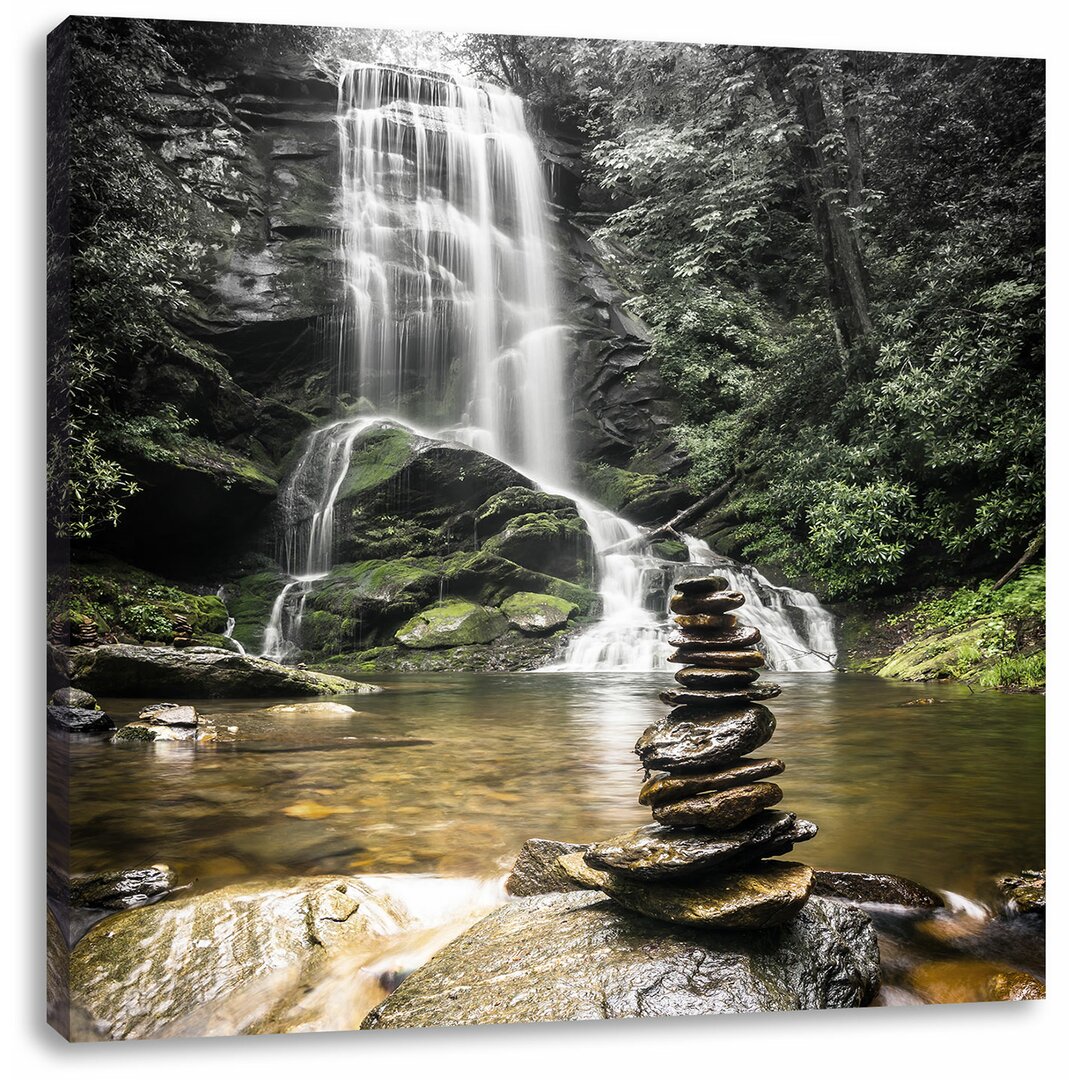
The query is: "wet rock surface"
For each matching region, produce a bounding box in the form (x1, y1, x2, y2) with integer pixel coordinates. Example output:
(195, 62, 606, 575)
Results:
(51, 686, 99, 709)
(561, 853, 815, 928)
(47, 705, 114, 733)
(71, 876, 408, 1040)
(639, 758, 786, 806)
(361, 890, 880, 1027)
(650, 781, 784, 830)
(995, 868, 1045, 914)
(813, 870, 944, 909)
(505, 838, 588, 897)
(659, 684, 783, 707)
(69, 866, 181, 910)
(635, 705, 777, 772)
(583, 812, 815, 881)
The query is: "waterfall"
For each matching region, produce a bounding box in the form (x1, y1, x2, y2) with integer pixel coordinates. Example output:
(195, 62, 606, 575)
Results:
(260, 63, 837, 672)
(336, 64, 567, 487)
(215, 586, 246, 655)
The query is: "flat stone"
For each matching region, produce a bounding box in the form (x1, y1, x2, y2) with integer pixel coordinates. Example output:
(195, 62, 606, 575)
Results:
(673, 575, 729, 594)
(137, 703, 201, 727)
(670, 591, 745, 615)
(111, 721, 217, 744)
(640, 758, 786, 806)
(669, 627, 762, 651)
(673, 613, 738, 630)
(668, 649, 765, 669)
(266, 702, 357, 715)
(361, 890, 881, 1027)
(812, 871, 944, 909)
(561, 853, 815, 929)
(585, 811, 812, 880)
(47, 705, 114, 733)
(674, 667, 759, 689)
(652, 782, 785, 830)
(636, 704, 776, 773)
(505, 838, 588, 897)
(69, 865, 179, 910)
(659, 684, 782, 708)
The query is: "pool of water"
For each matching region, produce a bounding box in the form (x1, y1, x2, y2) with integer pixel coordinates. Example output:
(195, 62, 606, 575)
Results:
(60, 671, 1045, 903)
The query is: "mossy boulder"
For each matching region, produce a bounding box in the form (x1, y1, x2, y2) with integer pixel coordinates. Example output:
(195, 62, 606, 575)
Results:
(473, 486, 577, 539)
(395, 601, 509, 649)
(499, 592, 579, 635)
(876, 618, 994, 681)
(481, 511, 589, 580)
(651, 538, 690, 562)
(226, 570, 290, 652)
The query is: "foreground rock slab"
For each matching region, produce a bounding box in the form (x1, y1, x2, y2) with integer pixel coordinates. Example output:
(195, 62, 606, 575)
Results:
(505, 838, 587, 897)
(57, 644, 376, 698)
(361, 890, 880, 1027)
(71, 877, 408, 1040)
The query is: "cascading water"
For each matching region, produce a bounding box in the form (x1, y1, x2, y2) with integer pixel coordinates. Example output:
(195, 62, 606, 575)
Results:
(261, 62, 837, 671)
(215, 586, 246, 655)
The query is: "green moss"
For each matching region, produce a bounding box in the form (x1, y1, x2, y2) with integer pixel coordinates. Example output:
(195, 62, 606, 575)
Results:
(576, 463, 668, 512)
(227, 571, 289, 652)
(474, 487, 570, 537)
(651, 539, 690, 562)
(300, 609, 354, 655)
(338, 426, 415, 502)
(500, 592, 579, 635)
(395, 600, 510, 649)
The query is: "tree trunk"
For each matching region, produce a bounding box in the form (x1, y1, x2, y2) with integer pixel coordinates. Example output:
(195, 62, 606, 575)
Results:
(991, 528, 1044, 591)
(759, 49, 877, 380)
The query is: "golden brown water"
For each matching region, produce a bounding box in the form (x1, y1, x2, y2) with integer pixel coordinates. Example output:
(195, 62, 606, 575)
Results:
(63, 671, 1044, 902)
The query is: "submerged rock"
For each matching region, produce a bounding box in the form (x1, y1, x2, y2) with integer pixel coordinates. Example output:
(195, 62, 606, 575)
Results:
(505, 838, 587, 897)
(636, 704, 776, 773)
(361, 890, 879, 1027)
(71, 876, 408, 1040)
(265, 702, 358, 715)
(60, 644, 371, 698)
(69, 866, 180, 910)
(111, 721, 217, 744)
(995, 869, 1045, 915)
(561, 853, 814, 929)
(47, 705, 114, 733)
(584, 812, 814, 881)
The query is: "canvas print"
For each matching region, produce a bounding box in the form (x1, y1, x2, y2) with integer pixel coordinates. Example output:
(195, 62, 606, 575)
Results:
(46, 16, 1046, 1040)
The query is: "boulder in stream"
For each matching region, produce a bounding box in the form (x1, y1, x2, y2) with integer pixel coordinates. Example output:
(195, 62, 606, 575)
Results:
(47, 705, 114, 733)
(361, 890, 880, 1027)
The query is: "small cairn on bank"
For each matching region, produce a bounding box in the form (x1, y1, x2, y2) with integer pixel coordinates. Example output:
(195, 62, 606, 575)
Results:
(559, 573, 818, 929)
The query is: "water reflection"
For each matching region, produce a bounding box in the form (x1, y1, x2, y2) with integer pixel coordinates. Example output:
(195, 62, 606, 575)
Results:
(61, 672, 1043, 901)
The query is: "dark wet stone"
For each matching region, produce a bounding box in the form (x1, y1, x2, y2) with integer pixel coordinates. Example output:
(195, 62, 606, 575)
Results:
(585, 811, 812, 881)
(505, 838, 587, 897)
(47, 705, 114, 733)
(651, 782, 784, 830)
(659, 684, 782, 708)
(361, 890, 880, 1026)
(670, 591, 745, 616)
(995, 868, 1045, 915)
(674, 667, 759, 689)
(51, 686, 98, 709)
(111, 721, 216, 743)
(562, 853, 814, 929)
(673, 575, 730, 594)
(669, 626, 762, 651)
(640, 758, 786, 806)
(669, 648, 765, 669)
(69, 866, 180, 910)
(813, 870, 944, 909)
(137, 703, 201, 727)
(635, 704, 776, 773)
(673, 613, 738, 630)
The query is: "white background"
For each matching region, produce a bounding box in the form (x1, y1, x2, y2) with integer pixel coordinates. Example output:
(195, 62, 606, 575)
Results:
(2, 1, 1075, 1075)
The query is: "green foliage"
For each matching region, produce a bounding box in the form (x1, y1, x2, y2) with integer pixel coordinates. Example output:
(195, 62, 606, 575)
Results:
(902, 565, 1045, 637)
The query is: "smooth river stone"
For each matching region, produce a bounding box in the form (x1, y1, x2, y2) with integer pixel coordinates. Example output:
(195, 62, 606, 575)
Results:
(668, 626, 762, 651)
(674, 575, 729, 594)
(674, 613, 738, 631)
(636, 704, 776, 773)
(670, 591, 745, 616)
(675, 667, 759, 689)
(639, 758, 786, 806)
(583, 811, 806, 880)
(560, 853, 815, 929)
(668, 649, 766, 670)
(651, 782, 784, 830)
(659, 684, 782, 708)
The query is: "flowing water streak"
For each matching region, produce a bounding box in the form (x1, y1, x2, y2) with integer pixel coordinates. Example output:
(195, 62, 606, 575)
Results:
(215, 586, 245, 655)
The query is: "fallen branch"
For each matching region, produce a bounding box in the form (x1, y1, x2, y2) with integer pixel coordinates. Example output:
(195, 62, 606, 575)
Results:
(991, 527, 1044, 591)
(599, 475, 738, 556)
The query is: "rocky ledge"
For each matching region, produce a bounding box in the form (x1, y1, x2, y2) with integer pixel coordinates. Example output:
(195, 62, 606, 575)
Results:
(52, 644, 378, 698)
(362, 889, 880, 1027)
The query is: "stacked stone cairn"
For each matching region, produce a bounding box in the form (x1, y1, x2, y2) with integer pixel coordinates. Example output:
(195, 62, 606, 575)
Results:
(559, 574, 819, 929)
